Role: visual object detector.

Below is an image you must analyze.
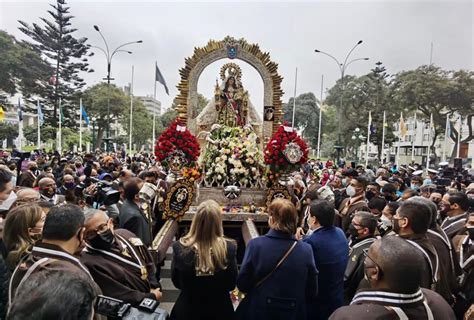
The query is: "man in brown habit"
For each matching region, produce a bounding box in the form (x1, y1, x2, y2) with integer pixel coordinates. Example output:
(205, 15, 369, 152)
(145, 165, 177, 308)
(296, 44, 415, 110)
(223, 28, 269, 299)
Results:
(80, 208, 162, 306)
(330, 236, 455, 319)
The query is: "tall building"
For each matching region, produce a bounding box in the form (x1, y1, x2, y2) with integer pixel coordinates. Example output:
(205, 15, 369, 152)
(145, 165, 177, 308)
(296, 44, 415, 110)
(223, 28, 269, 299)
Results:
(137, 96, 161, 117)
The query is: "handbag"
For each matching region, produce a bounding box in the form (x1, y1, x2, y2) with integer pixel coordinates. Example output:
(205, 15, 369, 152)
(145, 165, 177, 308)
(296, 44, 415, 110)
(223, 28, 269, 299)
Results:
(236, 240, 298, 318)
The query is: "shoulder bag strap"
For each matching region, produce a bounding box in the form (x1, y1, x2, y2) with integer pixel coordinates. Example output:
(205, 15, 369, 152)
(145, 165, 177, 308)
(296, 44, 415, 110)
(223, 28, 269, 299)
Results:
(255, 241, 298, 288)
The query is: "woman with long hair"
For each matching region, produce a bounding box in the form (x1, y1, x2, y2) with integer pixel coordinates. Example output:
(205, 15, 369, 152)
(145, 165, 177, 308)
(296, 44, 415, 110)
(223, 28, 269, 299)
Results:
(170, 199, 237, 320)
(236, 199, 318, 320)
(3, 204, 45, 270)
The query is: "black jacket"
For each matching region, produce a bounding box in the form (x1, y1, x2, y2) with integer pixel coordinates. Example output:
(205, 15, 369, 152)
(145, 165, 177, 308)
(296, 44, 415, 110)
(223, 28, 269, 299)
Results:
(119, 199, 152, 247)
(170, 240, 238, 320)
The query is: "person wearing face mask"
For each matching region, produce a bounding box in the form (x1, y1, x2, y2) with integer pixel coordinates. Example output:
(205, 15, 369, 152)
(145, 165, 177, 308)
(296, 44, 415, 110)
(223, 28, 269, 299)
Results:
(344, 212, 377, 304)
(119, 178, 152, 247)
(0, 168, 15, 215)
(365, 183, 381, 202)
(453, 213, 474, 319)
(391, 201, 439, 291)
(80, 208, 162, 306)
(410, 176, 423, 191)
(17, 161, 38, 188)
(302, 199, 348, 320)
(440, 192, 470, 240)
(336, 176, 370, 233)
(38, 177, 65, 205)
(330, 236, 456, 320)
(3, 204, 45, 271)
(57, 174, 76, 196)
(8, 204, 101, 304)
(381, 183, 399, 202)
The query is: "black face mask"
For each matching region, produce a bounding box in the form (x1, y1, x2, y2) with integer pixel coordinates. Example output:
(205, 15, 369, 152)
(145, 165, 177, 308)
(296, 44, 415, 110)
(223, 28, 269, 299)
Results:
(89, 229, 114, 250)
(348, 224, 360, 239)
(365, 191, 375, 201)
(385, 195, 394, 202)
(468, 227, 474, 240)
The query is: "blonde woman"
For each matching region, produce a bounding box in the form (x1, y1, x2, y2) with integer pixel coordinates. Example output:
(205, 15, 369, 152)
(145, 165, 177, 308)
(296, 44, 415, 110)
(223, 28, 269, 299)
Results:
(170, 199, 237, 320)
(3, 204, 45, 270)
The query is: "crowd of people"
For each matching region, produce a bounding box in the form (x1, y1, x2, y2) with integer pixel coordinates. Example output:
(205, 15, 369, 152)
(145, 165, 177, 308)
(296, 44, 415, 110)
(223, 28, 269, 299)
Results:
(0, 149, 471, 319)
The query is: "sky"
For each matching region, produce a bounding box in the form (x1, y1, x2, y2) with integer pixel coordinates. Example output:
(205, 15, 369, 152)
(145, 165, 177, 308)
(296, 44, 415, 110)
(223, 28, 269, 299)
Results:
(0, 0, 472, 118)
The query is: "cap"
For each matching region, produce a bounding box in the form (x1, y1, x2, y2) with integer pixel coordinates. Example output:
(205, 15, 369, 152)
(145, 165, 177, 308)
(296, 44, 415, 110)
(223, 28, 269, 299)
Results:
(343, 168, 359, 177)
(408, 166, 416, 171)
(412, 170, 424, 176)
(427, 169, 439, 175)
(439, 162, 449, 167)
(99, 173, 113, 180)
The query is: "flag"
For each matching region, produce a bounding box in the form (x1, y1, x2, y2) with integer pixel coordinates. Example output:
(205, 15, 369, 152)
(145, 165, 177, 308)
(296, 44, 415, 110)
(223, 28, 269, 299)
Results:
(37, 102, 44, 125)
(155, 62, 169, 95)
(0, 106, 5, 121)
(399, 113, 407, 137)
(81, 103, 90, 126)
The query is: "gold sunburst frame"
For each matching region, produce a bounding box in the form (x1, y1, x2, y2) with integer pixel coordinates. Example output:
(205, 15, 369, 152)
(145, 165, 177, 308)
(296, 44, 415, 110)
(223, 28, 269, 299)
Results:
(174, 36, 284, 136)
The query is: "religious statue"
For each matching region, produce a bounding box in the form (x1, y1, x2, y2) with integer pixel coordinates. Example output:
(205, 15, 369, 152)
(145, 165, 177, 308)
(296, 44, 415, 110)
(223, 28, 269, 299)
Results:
(215, 63, 249, 127)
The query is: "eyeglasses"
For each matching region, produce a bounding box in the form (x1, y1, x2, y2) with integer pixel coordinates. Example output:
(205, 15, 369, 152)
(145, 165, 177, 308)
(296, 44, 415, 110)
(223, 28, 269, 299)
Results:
(85, 222, 108, 240)
(363, 250, 384, 276)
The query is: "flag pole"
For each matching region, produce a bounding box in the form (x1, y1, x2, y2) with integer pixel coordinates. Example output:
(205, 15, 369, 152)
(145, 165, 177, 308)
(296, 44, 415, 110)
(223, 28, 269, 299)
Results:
(291, 67, 298, 129)
(79, 98, 83, 152)
(457, 115, 462, 158)
(396, 112, 402, 166)
(443, 116, 449, 162)
(18, 97, 23, 151)
(129, 66, 134, 154)
(317, 74, 323, 159)
(365, 111, 371, 167)
(426, 114, 433, 169)
(152, 62, 157, 149)
(58, 98, 62, 154)
(411, 111, 417, 162)
(381, 110, 386, 164)
(37, 99, 41, 150)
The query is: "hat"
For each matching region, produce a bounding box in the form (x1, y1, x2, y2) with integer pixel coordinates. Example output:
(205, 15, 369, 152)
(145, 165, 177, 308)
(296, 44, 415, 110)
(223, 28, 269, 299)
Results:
(427, 169, 439, 175)
(467, 183, 474, 192)
(412, 170, 424, 176)
(439, 162, 449, 167)
(99, 173, 113, 180)
(408, 166, 416, 171)
(343, 168, 359, 177)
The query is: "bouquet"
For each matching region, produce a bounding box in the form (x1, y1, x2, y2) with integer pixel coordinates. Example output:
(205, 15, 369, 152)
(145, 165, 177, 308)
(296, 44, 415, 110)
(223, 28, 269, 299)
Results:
(154, 120, 200, 169)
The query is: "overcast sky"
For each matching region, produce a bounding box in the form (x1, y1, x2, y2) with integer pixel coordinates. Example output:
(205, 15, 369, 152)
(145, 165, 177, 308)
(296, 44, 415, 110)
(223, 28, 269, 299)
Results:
(0, 0, 472, 117)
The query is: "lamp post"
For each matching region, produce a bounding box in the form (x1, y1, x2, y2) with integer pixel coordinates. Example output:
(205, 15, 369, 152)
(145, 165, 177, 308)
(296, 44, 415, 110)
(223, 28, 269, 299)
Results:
(314, 41, 369, 165)
(351, 127, 365, 164)
(92, 25, 142, 153)
(91, 117, 97, 151)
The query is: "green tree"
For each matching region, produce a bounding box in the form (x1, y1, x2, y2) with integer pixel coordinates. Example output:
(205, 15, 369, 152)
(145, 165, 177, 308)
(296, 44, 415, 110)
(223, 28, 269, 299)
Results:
(0, 31, 51, 100)
(123, 98, 153, 148)
(391, 65, 474, 158)
(81, 83, 129, 147)
(18, 0, 93, 126)
(0, 123, 19, 146)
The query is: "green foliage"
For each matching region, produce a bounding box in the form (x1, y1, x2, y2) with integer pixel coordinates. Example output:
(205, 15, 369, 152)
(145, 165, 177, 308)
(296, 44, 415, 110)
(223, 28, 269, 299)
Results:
(0, 31, 51, 99)
(123, 98, 153, 147)
(391, 65, 474, 156)
(0, 123, 19, 142)
(18, 0, 92, 125)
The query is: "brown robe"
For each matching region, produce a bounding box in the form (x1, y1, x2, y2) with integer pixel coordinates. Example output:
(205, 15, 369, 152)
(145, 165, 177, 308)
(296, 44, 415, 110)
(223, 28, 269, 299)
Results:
(441, 213, 468, 240)
(330, 288, 456, 319)
(336, 195, 369, 233)
(80, 229, 159, 307)
(9, 242, 100, 305)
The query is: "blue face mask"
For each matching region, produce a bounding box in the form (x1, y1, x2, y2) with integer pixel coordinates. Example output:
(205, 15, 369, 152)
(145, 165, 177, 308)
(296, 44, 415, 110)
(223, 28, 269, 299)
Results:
(410, 184, 420, 191)
(424, 179, 432, 185)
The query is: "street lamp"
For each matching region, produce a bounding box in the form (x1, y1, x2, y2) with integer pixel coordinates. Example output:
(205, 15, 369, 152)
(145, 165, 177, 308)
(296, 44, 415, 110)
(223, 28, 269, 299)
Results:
(351, 127, 365, 164)
(92, 25, 142, 153)
(314, 41, 369, 165)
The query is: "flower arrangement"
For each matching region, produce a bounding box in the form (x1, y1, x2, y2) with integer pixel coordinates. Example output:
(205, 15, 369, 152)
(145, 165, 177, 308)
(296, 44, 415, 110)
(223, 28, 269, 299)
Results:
(264, 123, 309, 180)
(180, 166, 202, 182)
(154, 120, 200, 169)
(202, 126, 264, 188)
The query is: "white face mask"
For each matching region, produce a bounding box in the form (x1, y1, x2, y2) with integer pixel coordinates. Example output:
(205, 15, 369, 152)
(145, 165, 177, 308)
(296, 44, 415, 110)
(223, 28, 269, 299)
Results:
(380, 214, 392, 227)
(346, 185, 357, 197)
(0, 191, 17, 211)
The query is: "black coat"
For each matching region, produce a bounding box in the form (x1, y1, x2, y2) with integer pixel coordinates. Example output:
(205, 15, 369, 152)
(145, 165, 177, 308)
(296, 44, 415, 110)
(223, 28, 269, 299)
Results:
(119, 199, 152, 247)
(170, 240, 237, 320)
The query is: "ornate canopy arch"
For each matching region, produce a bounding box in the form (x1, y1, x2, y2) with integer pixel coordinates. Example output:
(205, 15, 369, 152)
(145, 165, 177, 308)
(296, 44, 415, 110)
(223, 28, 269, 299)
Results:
(174, 36, 284, 140)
